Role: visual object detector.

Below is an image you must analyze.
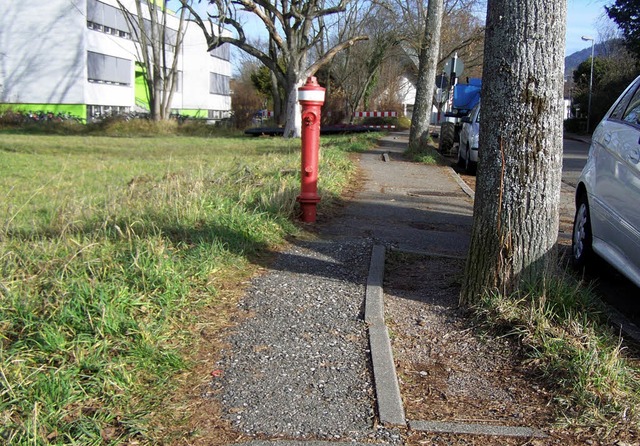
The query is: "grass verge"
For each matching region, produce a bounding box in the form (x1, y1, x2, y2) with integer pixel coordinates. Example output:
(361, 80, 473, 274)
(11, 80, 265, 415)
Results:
(474, 275, 640, 439)
(0, 129, 371, 444)
(404, 136, 444, 165)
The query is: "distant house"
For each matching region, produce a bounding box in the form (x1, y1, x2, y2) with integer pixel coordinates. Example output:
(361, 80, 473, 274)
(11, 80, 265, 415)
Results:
(394, 46, 441, 123)
(0, 0, 232, 122)
(395, 72, 440, 124)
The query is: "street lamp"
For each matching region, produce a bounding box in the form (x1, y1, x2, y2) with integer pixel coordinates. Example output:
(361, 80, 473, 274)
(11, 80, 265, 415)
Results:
(582, 35, 595, 133)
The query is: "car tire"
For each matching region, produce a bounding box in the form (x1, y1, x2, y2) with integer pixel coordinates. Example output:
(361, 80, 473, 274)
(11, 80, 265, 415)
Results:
(439, 122, 455, 154)
(572, 193, 593, 268)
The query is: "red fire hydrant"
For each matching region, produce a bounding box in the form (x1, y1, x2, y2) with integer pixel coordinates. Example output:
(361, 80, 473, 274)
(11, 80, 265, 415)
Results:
(296, 77, 326, 223)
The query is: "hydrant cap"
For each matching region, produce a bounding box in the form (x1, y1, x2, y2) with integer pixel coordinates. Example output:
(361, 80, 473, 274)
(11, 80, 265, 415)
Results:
(298, 77, 325, 104)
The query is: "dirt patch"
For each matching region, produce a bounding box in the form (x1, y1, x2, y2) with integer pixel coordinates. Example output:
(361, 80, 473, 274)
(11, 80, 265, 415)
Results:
(383, 251, 591, 445)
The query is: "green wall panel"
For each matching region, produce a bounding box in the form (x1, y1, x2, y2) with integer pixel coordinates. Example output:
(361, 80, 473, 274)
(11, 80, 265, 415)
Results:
(0, 103, 86, 120)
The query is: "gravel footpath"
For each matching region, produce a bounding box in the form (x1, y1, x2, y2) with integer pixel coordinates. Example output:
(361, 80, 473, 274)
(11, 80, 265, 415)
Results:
(207, 132, 474, 445)
(210, 238, 401, 443)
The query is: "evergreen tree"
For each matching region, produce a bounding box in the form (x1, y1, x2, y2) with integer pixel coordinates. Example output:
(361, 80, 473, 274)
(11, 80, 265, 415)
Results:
(606, 0, 640, 60)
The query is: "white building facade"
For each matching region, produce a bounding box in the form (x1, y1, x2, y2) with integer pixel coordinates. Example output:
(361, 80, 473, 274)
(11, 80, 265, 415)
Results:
(0, 0, 231, 121)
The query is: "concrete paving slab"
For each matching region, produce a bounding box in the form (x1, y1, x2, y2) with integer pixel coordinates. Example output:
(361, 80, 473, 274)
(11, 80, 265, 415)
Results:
(320, 133, 473, 257)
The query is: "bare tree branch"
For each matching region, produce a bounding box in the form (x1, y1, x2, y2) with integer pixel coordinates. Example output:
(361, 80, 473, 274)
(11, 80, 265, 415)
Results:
(306, 35, 369, 76)
(439, 27, 484, 63)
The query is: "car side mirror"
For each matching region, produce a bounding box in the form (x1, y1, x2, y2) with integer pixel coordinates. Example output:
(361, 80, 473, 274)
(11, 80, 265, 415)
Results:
(461, 116, 471, 123)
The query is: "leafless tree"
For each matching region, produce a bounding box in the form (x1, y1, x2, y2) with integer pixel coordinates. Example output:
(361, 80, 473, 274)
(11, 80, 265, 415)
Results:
(409, 0, 444, 145)
(322, 1, 400, 121)
(117, 0, 188, 121)
(460, 0, 567, 304)
(390, 0, 484, 128)
(439, 4, 485, 78)
(181, 0, 368, 137)
(394, 0, 485, 71)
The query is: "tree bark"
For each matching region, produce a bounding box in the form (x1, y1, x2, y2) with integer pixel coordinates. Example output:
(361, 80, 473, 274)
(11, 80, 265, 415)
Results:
(283, 77, 303, 138)
(409, 0, 444, 146)
(270, 71, 283, 125)
(283, 58, 304, 138)
(460, 0, 567, 305)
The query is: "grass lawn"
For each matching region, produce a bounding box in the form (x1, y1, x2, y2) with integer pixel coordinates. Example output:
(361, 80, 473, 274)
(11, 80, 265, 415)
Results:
(0, 131, 375, 444)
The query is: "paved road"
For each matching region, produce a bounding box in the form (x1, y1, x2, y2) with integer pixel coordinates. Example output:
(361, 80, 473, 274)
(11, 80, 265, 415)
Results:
(558, 138, 589, 246)
(562, 137, 589, 187)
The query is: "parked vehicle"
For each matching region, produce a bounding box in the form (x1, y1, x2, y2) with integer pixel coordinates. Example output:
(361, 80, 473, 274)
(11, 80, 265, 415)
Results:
(457, 102, 480, 174)
(438, 78, 481, 156)
(572, 75, 640, 288)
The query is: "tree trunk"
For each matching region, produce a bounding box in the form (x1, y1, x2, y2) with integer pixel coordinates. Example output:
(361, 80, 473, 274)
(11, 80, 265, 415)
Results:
(459, 0, 567, 305)
(283, 77, 302, 138)
(268, 34, 284, 126)
(283, 57, 304, 138)
(271, 71, 283, 125)
(409, 0, 444, 146)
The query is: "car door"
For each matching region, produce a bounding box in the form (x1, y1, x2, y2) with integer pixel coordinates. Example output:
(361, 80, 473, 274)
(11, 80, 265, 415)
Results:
(470, 104, 480, 150)
(459, 103, 480, 154)
(593, 77, 640, 269)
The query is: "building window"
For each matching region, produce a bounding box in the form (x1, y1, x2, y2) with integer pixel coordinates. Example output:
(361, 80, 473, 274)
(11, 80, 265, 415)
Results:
(210, 44, 231, 61)
(87, 0, 131, 38)
(87, 105, 130, 121)
(209, 72, 230, 95)
(208, 110, 231, 120)
(88, 52, 131, 85)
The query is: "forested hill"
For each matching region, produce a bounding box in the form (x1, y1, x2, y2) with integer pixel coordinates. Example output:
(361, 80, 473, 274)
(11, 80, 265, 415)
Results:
(565, 40, 620, 76)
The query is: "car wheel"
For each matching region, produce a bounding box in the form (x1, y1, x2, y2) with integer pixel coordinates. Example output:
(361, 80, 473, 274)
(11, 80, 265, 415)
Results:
(572, 193, 593, 268)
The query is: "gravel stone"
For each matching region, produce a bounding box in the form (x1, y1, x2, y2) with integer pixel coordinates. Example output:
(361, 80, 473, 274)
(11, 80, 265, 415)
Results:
(209, 238, 397, 442)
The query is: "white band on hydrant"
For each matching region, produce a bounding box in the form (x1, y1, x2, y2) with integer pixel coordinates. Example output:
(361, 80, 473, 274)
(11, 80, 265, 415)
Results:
(298, 90, 325, 103)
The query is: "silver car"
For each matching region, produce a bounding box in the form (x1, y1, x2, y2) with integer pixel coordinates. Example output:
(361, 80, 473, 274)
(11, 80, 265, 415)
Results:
(458, 102, 480, 174)
(572, 75, 640, 288)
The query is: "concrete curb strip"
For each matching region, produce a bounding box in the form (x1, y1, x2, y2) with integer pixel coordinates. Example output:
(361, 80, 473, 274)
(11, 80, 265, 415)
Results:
(366, 245, 548, 438)
(365, 245, 386, 325)
(447, 166, 475, 200)
(366, 245, 406, 426)
(606, 305, 640, 345)
(369, 324, 405, 426)
(409, 420, 547, 438)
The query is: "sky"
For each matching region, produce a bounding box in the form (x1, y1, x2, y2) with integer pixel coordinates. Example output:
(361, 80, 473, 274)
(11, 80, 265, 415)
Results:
(170, 0, 615, 59)
(565, 0, 610, 56)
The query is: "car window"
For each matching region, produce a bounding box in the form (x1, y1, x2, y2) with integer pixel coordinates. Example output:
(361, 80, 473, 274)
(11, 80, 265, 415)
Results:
(622, 86, 640, 126)
(610, 79, 640, 121)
